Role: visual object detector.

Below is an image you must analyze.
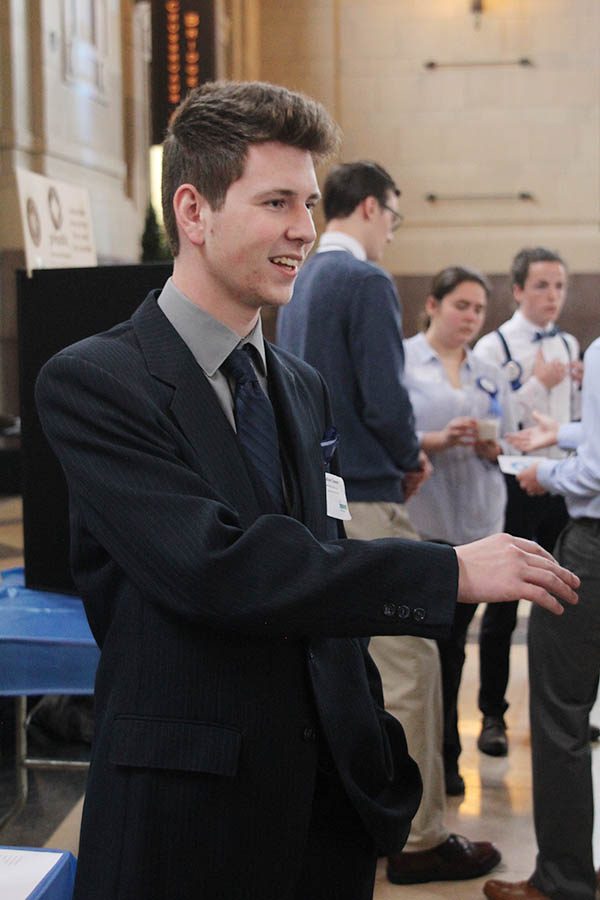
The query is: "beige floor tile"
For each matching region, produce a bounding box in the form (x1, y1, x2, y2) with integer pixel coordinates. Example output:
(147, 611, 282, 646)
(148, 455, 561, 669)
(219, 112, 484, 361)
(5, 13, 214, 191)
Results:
(0, 496, 23, 521)
(0, 522, 25, 548)
(44, 797, 83, 856)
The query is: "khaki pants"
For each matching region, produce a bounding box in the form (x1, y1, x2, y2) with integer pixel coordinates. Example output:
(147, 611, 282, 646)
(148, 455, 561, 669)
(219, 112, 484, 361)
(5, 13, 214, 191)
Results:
(346, 502, 448, 852)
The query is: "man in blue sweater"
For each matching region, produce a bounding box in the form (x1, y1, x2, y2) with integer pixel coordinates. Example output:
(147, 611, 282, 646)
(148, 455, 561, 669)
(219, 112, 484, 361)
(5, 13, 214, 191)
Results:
(277, 161, 501, 886)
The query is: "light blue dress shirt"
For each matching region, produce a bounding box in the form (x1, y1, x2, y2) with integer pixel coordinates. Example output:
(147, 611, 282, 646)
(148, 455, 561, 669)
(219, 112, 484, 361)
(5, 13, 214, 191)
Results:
(537, 337, 600, 519)
(404, 332, 516, 544)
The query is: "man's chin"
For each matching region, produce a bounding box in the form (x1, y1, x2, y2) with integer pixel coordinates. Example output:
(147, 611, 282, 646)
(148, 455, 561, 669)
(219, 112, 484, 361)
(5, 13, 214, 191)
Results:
(261, 290, 295, 309)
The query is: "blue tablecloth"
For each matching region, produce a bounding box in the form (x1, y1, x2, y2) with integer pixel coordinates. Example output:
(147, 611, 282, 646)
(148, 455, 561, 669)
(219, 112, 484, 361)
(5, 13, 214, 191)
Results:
(0, 568, 99, 696)
(0, 847, 76, 900)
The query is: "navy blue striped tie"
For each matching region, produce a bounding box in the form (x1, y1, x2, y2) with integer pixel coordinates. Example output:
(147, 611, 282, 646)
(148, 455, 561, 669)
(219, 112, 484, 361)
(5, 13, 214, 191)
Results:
(221, 345, 285, 514)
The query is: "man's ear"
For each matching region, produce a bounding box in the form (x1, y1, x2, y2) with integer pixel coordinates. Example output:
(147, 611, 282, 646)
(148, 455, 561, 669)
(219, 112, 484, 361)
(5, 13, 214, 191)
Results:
(173, 183, 210, 247)
(512, 284, 523, 305)
(361, 195, 379, 221)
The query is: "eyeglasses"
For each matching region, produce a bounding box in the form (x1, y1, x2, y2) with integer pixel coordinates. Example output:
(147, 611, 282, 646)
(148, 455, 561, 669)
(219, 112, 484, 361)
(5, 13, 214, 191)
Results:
(381, 204, 404, 232)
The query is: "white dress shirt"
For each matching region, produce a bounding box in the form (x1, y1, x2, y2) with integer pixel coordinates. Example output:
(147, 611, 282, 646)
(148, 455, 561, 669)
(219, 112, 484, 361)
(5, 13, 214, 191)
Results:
(474, 310, 580, 458)
(315, 231, 367, 260)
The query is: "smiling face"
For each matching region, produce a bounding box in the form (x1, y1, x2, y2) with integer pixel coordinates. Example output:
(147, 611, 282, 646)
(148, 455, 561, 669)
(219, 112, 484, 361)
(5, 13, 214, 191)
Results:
(426, 280, 488, 349)
(513, 260, 567, 328)
(173, 141, 320, 332)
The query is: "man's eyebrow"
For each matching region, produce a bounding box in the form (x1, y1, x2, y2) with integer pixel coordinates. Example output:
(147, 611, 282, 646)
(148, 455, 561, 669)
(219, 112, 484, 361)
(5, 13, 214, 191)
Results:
(254, 188, 322, 202)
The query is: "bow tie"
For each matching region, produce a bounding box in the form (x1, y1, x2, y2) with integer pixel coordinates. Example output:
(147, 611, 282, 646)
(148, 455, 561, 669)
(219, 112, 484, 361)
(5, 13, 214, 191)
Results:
(532, 327, 559, 342)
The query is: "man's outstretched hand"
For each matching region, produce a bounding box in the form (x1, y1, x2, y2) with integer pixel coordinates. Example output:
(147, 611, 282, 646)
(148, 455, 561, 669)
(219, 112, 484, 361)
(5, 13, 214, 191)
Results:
(506, 411, 559, 453)
(455, 533, 579, 615)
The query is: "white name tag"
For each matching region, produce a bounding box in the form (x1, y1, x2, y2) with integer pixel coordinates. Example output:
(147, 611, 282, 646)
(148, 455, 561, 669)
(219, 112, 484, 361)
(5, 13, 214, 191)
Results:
(325, 473, 352, 520)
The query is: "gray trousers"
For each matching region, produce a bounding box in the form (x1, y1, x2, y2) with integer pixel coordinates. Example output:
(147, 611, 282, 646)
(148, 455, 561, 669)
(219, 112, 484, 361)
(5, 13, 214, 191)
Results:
(529, 518, 600, 900)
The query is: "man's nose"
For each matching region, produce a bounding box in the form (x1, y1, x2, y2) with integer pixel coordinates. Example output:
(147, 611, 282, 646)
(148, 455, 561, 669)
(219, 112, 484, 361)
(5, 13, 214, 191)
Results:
(288, 206, 317, 244)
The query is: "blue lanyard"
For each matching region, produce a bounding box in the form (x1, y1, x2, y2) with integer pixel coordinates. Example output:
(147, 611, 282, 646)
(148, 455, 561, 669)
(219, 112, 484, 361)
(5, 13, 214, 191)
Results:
(476, 376, 502, 417)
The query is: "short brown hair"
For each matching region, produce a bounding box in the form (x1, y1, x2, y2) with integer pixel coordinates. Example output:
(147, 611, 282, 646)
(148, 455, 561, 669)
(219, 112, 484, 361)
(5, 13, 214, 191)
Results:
(162, 80, 341, 255)
(322, 161, 400, 221)
(510, 247, 567, 289)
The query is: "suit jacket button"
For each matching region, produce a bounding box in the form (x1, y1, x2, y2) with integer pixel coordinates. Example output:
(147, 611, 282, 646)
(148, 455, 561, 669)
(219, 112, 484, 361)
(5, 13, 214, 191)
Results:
(397, 605, 410, 619)
(413, 607, 426, 623)
(383, 602, 396, 617)
(303, 727, 317, 742)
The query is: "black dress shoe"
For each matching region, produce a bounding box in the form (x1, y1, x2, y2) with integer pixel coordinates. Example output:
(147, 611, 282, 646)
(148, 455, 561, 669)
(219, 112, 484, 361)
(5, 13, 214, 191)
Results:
(444, 768, 465, 796)
(590, 723, 600, 743)
(387, 833, 501, 884)
(478, 715, 508, 757)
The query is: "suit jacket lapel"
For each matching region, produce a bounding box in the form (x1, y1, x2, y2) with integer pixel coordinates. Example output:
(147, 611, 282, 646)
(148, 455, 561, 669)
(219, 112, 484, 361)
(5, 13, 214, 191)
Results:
(131, 296, 330, 535)
(132, 294, 263, 527)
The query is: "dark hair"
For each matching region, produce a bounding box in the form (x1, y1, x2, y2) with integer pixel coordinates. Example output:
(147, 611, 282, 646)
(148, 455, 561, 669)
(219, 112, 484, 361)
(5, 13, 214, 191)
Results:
(322, 161, 400, 221)
(422, 265, 491, 330)
(430, 265, 491, 301)
(510, 247, 567, 288)
(162, 80, 341, 255)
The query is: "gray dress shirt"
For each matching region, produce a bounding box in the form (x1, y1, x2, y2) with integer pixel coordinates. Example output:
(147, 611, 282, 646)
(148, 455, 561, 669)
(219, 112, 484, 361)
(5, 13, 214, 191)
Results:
(158, 277, 268, 431)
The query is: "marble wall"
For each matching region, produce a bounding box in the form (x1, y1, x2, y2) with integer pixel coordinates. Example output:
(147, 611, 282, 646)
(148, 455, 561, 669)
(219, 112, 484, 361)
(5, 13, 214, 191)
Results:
(260, 0, 600, 280)
(0, 0, 151, 412)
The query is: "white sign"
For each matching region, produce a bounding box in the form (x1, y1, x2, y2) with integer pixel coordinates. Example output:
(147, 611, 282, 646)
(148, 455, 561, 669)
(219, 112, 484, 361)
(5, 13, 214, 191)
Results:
(498, 455, 547, 475)
(0, 847, 63, 899)
(16, 168, 97, 276)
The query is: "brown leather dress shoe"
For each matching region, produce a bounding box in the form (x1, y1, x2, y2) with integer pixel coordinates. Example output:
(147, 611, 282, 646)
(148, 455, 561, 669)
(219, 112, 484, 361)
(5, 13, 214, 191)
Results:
(387, 833, 501, 884)
(483, 879, 549, 899)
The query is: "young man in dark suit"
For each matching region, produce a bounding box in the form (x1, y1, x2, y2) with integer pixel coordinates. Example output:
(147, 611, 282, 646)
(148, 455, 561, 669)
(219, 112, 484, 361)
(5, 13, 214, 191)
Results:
(35, 81, 578, 900)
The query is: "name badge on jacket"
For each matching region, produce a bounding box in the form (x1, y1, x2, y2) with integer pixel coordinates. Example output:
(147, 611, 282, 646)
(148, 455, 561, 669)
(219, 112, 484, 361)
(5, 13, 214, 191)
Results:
(325, 473, 351, 520)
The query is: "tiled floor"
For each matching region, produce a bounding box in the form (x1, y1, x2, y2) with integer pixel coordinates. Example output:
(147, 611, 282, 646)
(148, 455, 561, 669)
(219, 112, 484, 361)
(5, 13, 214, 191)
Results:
(0, 493, 598, 898)
(0, 496, 27, 570)
(373, 641, 600, 899)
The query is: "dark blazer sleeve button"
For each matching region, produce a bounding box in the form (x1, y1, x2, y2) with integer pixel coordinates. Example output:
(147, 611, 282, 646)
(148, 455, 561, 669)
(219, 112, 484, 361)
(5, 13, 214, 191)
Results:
(413, 607, 427, 623)
(397, 605, 410, 620)
(302, 727, 317, 742)
(383, 602, 396, 617)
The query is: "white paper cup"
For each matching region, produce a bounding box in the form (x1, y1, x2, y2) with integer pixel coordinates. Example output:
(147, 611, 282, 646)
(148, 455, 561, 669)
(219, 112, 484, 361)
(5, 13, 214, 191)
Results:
(477, 418, 500, 441)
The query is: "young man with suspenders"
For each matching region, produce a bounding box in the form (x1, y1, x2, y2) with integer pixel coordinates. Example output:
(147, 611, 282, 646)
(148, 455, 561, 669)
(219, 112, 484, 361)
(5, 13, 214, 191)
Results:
(472, 247, 581, 757)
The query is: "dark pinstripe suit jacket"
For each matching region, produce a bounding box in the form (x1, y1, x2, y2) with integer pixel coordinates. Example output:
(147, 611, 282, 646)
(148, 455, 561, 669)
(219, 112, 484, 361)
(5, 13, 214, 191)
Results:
(36, 292, 457, 900)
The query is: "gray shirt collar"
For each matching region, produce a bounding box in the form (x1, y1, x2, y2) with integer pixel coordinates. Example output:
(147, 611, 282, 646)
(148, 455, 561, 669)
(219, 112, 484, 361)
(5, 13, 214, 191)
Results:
(158, 277, 267, 376)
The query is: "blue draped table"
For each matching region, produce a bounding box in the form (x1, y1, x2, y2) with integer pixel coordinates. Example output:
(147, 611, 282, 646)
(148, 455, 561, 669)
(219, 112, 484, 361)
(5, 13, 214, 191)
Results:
(0, 568, 99, 831)
(0, 568, 98, 696)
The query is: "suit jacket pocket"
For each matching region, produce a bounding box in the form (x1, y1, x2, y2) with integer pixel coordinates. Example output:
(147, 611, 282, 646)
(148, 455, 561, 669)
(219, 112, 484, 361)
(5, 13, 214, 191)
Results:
(109, 715, 242, 776)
